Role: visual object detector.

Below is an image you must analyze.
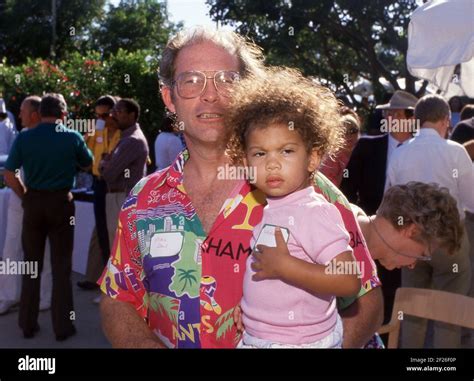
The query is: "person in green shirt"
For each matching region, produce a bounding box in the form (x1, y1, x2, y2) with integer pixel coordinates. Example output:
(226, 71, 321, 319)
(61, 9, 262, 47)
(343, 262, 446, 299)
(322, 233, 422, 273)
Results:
(4, 93, 93, 341)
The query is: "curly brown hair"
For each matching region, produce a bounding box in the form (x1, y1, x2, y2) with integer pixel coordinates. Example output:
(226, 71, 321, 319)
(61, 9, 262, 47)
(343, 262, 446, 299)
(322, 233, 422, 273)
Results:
(225, 67, 345, 165)
(378, 182, 463, 255)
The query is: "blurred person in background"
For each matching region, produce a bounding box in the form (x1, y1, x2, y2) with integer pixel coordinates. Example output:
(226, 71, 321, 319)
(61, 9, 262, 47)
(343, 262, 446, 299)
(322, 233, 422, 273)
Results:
(4, 93, 93, 341)
(386, 94, 474, 348)
(154, 116, 185, 170)
(320, 107, 361, 187)
(0, 96, 52, 315)
(77, 95, 121, 295)
(450, 104, 474, 145)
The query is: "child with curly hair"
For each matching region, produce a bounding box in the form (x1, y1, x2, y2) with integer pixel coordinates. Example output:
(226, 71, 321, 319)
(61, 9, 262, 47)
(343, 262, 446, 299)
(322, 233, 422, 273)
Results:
(225, 67, 361, 348)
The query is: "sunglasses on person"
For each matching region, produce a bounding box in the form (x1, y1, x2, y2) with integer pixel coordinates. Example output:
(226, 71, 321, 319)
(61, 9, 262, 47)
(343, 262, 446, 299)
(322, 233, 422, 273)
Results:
(95, 112, 111, 119)
(171, 70, 241, 99)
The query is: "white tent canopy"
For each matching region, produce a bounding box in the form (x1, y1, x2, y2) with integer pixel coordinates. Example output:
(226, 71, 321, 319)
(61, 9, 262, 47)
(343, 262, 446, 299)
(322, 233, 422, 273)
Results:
(407, 0, 474, 98)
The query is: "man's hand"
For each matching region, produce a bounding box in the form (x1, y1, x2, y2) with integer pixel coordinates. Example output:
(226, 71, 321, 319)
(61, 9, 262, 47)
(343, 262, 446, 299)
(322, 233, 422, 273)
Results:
(251, 227, 291, 281)
(4, 169, 26, 200)
(233, 304, 244, 334)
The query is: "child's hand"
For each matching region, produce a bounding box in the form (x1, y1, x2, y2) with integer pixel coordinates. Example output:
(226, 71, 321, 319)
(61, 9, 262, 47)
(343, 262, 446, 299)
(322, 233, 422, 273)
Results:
(251, 227, 291, 281)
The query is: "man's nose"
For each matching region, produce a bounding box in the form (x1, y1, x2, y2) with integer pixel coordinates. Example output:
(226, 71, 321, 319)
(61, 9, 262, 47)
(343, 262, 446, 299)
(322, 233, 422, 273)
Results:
(200, 79, 219, 103)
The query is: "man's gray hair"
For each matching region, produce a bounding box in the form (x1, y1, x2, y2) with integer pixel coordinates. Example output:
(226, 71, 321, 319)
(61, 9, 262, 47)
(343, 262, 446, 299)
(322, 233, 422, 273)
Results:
(158, 26, 265, 88)
(39, 93, 67, 118)
(23, 95, 41, 113)
(415, 94, 451, 126)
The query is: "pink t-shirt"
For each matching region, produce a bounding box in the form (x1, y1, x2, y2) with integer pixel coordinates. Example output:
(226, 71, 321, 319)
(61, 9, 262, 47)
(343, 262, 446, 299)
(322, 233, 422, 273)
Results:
(241, 186, 353, 345)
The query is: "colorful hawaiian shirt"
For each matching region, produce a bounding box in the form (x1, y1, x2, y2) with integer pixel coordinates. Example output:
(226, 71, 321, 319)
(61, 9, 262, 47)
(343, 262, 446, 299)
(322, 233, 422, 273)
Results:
(99, 150, 264, 348)
(99, 150, 381, 348)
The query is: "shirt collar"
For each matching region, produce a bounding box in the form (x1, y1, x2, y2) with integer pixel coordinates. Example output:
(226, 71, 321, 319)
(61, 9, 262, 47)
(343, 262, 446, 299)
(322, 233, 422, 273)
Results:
(418, 128, 442, 138)
(121, 123, 139, 138)
(165, 148, 189, 188)
(266, 185, 315, 208)
(388, 133, 404, 147)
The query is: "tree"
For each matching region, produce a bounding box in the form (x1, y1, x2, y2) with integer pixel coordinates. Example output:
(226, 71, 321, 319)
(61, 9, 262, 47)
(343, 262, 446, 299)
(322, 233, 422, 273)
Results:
(89, 0, 182, 56)
(0, 50, 165, 147)
(0, 0, 106, 64)
(207, 0, 426, 105)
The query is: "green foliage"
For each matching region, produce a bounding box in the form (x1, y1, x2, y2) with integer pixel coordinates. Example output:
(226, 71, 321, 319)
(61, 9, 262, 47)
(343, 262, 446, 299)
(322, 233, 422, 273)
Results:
(90, 0, 182, 55)
(207, 0, 422, 103)
(0, 50, 165, 145)
(0, 0, 183, 152)
(0, 0, 106, 64)
(0, 0, 180, 65)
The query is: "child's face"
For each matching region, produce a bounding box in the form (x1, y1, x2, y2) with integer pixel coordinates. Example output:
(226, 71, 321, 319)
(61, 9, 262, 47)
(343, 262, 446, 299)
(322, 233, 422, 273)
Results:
(245, 123, 320, 197)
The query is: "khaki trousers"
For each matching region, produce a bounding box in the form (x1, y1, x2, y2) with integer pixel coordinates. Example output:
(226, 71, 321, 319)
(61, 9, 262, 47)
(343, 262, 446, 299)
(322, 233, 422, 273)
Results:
(105, 192, 127, 255)
(84, 227, 104, 283)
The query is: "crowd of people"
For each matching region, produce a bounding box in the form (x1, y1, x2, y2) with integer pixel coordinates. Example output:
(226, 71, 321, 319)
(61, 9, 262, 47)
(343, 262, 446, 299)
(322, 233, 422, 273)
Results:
(0, 26, 473, 349)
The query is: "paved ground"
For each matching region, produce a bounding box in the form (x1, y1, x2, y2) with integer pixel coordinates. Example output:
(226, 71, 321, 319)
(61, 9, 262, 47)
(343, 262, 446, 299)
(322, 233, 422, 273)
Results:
(0, 272, 110, 348)
(0, 272, 472, 349)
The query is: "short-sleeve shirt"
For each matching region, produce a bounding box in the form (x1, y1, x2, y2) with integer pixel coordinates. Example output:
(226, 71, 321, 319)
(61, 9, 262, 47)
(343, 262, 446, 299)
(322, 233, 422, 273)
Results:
(86, 127, 121, 177)
(5, 122, 93, 190)
(99, 149, 264, 348)
(241, 186, 353, 344)
(99, 150, 380, 348)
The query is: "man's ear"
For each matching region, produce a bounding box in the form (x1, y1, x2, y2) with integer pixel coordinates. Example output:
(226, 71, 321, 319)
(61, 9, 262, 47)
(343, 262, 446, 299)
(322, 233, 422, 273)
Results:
(401, 223, 420, 239)
(308, 148, 321, 173)
(161, 86, 176, 114)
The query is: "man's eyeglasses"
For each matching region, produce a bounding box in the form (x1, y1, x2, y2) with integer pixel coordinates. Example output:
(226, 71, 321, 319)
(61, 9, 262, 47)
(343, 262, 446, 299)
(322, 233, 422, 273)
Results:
(370, 217, 432, 261)
(172, 70, 240, 99)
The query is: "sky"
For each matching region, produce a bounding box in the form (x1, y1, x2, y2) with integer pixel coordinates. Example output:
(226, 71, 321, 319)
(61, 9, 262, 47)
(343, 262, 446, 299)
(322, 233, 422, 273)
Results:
(108, 0, 216, 28)
(166, 0, 216, 27)
(108, 1, 427, 29)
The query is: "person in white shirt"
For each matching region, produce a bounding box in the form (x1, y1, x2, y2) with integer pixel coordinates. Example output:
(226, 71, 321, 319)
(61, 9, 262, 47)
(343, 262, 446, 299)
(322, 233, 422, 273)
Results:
(0, 96, 52, 315)
(386, 94, 474, 348)
(154, 116, 185, 170)
(340, 90, 418, 328)
(0, 99, 17, 160)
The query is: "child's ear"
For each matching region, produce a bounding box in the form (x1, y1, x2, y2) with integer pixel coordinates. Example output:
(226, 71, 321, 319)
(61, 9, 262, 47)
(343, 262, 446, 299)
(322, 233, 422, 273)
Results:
(308, 148, 321, 173)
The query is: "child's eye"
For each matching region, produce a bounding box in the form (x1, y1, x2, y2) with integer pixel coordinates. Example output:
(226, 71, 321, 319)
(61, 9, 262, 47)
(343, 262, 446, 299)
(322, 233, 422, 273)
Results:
(282, 149, 294, 155)
(253, 151, 265, 157)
